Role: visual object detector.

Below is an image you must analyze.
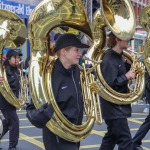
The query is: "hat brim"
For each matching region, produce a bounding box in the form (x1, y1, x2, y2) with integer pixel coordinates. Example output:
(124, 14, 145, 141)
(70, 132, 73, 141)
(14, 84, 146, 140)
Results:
(19, 53, 23, 56)
(75, 43, 90, 49)
(12, 53, 23, 57)
(14, 53, 23, 57)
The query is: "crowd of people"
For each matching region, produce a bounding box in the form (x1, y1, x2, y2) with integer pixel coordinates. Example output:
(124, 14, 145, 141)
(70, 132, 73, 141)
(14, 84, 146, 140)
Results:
(0, 33, 149, 150)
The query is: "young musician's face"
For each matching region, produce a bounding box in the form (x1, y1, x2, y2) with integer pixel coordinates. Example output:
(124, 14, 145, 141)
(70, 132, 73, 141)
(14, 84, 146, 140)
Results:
(8, 55, 20, 67)
(64, 46, 82, 65)
(119, 40, 129, 49)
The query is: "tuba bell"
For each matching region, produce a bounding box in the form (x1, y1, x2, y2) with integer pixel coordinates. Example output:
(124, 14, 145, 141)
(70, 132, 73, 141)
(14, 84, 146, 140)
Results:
(86, 0, 145, 104)
(28, 0, 102, 142)
(0, 9, 28, 108)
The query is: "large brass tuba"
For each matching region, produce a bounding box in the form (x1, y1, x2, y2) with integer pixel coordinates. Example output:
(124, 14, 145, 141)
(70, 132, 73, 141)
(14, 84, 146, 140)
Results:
(87, 0, 145, 104)
(28, 0, 102, 142)
(0, 9, 28, 108)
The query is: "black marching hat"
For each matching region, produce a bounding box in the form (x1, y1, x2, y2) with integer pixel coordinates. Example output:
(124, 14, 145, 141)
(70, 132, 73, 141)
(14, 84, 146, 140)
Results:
(6, 49, 23, 59)
(54, 33, 62, 41)
(54, 33, 90, 52)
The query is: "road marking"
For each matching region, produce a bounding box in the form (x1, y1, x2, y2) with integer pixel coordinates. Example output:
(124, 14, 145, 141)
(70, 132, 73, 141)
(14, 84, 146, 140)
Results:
(16, 111, 26, 114)
(20, 125, 35, 129)
(91, 130, 105, 136)
(131, 118, 146, 119)
(19, 133, 45, 149)
(142, 146, 150, 150)
(128, 118, 143, 124)
(3, 111, 149, 150)
(19, 118, 28, 121)
(81, 144, 100, 149)
(1, 136, 42, 142)
(132, 113, 148, 115)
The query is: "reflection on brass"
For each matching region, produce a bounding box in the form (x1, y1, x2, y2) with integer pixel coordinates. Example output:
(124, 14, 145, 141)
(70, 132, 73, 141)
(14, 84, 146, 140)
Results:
(0, 9, 28, 108)
(109, 0, 122, 15)
(85, 1, 145, 104)
(28, 0, 102, 142)
(139, 6, 150, 32)
(139, 6, 150, 75)
(101, 0, 136, 40)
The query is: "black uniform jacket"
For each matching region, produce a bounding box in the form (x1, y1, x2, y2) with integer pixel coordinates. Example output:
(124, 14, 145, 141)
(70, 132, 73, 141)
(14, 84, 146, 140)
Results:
(0, 64, 20, 110)
(52, 59, 83, 124)
(100, 49, 132, 120)
(42, 58, 84, 149)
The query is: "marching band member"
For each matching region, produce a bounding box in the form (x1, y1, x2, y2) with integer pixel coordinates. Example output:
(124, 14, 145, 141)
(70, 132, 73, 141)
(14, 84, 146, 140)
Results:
(0, 49, 22, 150)
(26, 33, 89, 150)
(99, 32, 136, 150)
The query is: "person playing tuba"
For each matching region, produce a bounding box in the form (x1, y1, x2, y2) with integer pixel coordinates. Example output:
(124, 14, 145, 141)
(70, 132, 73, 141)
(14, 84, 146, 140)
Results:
(99, 32, 136, 150)
(0, 49, 23, 150)
(26, 33, 90, 150)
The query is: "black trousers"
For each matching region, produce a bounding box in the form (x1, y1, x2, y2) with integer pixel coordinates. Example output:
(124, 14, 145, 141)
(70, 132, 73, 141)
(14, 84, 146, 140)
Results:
(43, 126, 79, 150)
(99, 118, 133, 150)
(1, 109, 19, 149)
(132, 111, 150, 149)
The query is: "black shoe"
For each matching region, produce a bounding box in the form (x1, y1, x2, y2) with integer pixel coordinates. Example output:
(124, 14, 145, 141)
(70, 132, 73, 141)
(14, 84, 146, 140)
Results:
(136, 146, 143, 150)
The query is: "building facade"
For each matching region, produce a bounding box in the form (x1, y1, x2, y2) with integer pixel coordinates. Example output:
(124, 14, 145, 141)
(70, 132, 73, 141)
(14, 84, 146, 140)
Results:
(131, 0, 150, 25)
(131, 0, 150, 52)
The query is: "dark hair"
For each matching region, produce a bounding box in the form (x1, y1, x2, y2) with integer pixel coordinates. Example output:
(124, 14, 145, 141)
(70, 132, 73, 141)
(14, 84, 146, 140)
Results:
(107, 32, 118, 48)
(3, 59, 9, 67)
(107, 36, 116, 48)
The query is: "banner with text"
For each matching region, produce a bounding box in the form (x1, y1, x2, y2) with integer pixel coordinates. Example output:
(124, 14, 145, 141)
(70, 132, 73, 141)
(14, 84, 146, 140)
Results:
(0, 0, 35, 18)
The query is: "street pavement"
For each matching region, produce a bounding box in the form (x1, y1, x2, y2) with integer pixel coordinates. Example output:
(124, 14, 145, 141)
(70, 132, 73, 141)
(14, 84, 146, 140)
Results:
(0, 103, 150, 150)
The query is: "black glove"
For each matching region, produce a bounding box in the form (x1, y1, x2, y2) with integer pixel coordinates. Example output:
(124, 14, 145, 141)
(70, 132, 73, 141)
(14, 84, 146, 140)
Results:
(26, 103, 54, 128)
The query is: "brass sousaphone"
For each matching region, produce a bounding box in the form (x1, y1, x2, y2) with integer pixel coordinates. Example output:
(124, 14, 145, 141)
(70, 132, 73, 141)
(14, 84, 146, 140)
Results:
(0, 9, 28, 108)
(28, 0, 102, 142)
(88, 0, 145, 104)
